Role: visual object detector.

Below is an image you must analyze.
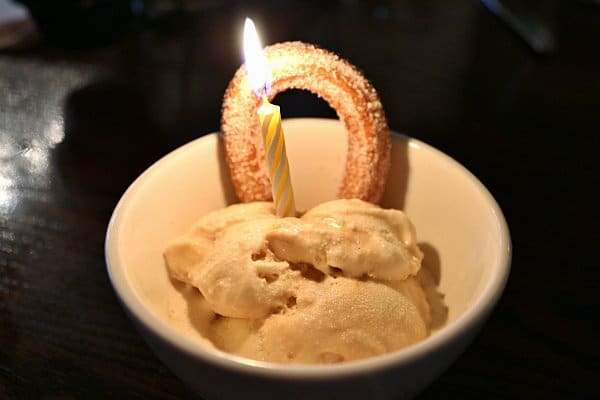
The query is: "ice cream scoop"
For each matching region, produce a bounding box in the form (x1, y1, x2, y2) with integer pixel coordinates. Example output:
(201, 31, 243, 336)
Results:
(164, 199, 431, 364)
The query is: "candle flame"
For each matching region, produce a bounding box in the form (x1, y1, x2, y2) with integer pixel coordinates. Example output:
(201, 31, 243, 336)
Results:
(243, 18, 272, 98)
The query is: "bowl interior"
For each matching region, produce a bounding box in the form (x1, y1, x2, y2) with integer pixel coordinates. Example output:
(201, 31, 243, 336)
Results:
(106, 118, 509, 363)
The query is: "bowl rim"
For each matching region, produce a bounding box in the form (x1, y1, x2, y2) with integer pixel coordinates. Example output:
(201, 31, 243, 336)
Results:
(105, 118, 511, 380)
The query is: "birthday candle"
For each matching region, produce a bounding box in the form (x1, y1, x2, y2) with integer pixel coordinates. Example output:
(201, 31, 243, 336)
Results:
(244, 18, 296, 217)
(257, 95, 295, 217)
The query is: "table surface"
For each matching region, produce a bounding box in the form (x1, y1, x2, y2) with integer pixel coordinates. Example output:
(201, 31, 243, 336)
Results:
(1, 1, 598, 398)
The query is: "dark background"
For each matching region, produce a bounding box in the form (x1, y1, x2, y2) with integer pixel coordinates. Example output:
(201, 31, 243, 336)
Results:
(0, 0, 598, 398)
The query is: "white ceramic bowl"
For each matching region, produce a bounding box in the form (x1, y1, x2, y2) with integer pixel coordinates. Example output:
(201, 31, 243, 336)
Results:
(105, 118, 510, 399)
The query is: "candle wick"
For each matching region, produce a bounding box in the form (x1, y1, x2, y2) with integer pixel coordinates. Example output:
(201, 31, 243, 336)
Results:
(262, 82, 271, 100)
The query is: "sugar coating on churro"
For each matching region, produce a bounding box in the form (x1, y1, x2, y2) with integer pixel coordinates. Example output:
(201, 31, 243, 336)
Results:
(222, 41, 391, 204)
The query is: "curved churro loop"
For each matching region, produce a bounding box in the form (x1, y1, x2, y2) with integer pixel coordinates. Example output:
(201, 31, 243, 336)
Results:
(221, 41, 391, 204)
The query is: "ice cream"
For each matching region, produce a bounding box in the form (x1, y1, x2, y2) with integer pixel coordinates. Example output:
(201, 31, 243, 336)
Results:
(164, 199, 431, 364)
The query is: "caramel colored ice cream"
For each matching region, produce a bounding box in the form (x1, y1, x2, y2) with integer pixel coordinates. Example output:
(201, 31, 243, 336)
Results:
(164, 199, 431, 364)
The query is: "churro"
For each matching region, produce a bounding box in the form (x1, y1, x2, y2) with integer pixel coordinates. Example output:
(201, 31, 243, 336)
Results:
(222, 41, 390, 204)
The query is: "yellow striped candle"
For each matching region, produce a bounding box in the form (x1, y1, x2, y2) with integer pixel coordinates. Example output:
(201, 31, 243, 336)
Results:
(244, 18, 296, 217)
(258, 95, 296, 217)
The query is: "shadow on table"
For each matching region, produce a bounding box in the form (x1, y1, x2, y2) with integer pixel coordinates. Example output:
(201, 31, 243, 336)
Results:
(54, 80, 171, 196)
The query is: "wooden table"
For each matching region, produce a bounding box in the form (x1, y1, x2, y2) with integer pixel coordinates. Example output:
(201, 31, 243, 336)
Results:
(1, 1, 597, 398)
